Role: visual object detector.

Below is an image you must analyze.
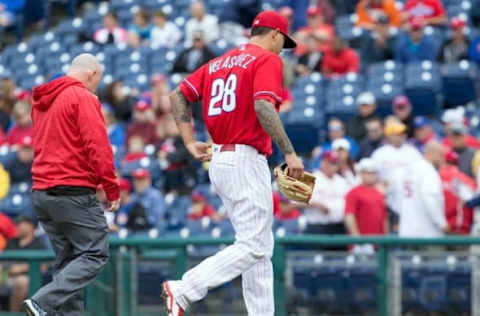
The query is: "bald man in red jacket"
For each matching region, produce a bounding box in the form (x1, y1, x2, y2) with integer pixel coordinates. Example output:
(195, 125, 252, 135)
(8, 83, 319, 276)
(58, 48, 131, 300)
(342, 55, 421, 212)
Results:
(24, 54, 120, 316)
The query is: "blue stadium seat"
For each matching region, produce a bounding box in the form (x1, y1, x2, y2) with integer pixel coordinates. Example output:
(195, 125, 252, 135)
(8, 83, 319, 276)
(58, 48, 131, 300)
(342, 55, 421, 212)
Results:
(442, 61, 477, 106)
(366, 82, 404, 115)
(404, 61, 442, 116)
(55, 17, 85, 36)
(0, 192, 33, 218)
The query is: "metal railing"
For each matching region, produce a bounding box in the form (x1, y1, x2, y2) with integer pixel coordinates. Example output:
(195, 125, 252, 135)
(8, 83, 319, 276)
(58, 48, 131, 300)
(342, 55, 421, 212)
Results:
(1, 235, 480, 316)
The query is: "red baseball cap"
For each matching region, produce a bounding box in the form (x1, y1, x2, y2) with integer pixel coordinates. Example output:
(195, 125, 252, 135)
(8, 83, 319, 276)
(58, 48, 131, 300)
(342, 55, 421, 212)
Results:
(134, 100, 151, 111)
(450, 17, 466, 30)
(251, 10, 297, 49)
(132, 168, 151, 179)
(119, 178, 132, 192)
(410, 16, 425, 30)
(322, 150, 339, 164)
(393, 95, 411, 109)
(307, 6, 322, 17)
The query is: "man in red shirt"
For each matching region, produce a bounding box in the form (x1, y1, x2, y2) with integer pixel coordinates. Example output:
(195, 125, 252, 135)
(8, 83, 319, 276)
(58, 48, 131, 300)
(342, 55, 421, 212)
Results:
(404, 0, 447, 27)
(345, 158, 388, 237)
(322, 37, 360, 78)
(188, 190, 223, 221)
(273, 192, 301, 220)
(163, 10, 303, 316)
(25, 54, 120, 316)
(126, 99, 157, 146)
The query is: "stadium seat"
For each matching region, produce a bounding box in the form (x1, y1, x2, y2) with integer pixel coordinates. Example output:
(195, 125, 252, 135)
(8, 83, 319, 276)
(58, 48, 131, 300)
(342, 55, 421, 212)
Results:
(442, 60, 477, 107)
(404, 61, 442, 116)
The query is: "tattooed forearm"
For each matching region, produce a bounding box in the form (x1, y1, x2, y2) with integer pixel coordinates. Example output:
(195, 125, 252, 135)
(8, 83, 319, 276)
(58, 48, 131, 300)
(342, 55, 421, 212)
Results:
(254, 99, 295, 155)
(170, 88, 192, 124)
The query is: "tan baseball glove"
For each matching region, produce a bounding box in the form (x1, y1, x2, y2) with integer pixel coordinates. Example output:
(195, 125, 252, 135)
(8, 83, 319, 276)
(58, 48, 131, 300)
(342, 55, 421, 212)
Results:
(274, 163, 316, 203)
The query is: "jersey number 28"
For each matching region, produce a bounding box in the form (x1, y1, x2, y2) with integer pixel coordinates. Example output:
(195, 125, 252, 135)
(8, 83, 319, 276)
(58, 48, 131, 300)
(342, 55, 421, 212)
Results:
(208, 74, 237, 116)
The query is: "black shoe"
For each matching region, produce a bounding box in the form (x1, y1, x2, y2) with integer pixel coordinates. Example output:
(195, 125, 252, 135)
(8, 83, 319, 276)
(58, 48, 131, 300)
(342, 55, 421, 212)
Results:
(23, 299, 47, 316)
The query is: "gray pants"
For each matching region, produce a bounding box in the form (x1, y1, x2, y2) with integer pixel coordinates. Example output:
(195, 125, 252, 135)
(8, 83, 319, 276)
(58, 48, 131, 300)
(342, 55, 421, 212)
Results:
(31, 190, 109, 316)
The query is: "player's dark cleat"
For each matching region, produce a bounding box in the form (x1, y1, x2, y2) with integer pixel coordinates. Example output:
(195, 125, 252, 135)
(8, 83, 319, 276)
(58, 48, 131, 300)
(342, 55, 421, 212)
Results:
(22, 299, 47, 316)
(162, 282, 184, 316)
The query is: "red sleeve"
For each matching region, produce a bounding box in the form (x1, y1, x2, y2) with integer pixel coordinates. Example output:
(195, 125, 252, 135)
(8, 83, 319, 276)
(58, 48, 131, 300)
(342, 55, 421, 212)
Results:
(253, 54, 284, 108)
(179, 64, 206, 103)
(76, 92, 120, 201)
(0, 213, 16, 239)
(433, 0, 445, 17)
(347, 49, 360, 73)
(345, 189, 358, 215)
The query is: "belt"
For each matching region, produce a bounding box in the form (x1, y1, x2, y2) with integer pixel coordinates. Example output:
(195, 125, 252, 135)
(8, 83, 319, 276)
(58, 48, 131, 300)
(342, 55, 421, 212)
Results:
(220, 144, 236, 152)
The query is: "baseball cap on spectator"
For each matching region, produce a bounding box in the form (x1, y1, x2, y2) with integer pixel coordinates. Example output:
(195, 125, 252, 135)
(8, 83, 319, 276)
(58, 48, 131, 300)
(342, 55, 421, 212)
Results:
(414, 116, 430, 129)
(442, 108, 464, 125)
(410, 16, 425, 30)
(332, 138, 351, 151)
(134, 100, 151, 111)
(18, 136, 33, 148)
(357, 158, 377, 173)
(357, 92, 376, 106)
(119, 178, 131, 192)
(306, 6, 322, 17)
(451, 122, 467, 135)
(445, 150, 459, 164)
(322, 150, 339, 164)
(150, 73, 166, 85)
(191, 190, 205, 202)
(251, 10, 297, 48)
(132, 168, 151, 179)
(384, 121, 406, 136)
(450, 17, 466, 30)
(278, 6, 293, 19)
(392, 95, 411, 110)
(16, 90, 31, 102)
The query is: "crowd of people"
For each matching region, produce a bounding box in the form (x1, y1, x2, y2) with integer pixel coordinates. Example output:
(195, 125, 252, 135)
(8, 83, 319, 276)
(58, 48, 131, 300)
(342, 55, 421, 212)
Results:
(0, 0, 479, 310)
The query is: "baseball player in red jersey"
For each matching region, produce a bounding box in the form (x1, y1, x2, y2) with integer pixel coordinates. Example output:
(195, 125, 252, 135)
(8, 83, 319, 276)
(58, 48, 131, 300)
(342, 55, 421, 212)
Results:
(162, 10, 304, 316)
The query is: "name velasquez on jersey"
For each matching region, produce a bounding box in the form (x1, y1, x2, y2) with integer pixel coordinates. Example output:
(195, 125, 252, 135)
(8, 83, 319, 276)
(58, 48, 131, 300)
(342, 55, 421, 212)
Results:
(208, 52, 257, 74)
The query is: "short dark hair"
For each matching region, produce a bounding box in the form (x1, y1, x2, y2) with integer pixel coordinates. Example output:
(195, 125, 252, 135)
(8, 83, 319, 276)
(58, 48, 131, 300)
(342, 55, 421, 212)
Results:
(105, 11, 118, 20)
(251, 26, 273, 37)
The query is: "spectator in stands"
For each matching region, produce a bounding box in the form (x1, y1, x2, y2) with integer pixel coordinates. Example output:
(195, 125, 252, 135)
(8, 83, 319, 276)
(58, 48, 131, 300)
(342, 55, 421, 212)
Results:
(345, 158, 388, 239)
(440, 151, 475, 234)
(114, 178, 133, 230)
(0, 88, 11, 133)
(308, 1, 336, 25)
(412, 116, 437, 152)
(395, 17, 437, 63)
(157, 115, 195, 193)
(438, 17, 469, 63)
(399, 141, 449, 237)
(332, 138, 359, 187)
(0, 0, 25, 31)
(101, 81, 134, 122)
(295, 34, 323, 76)
(2, 136, 33, 184)
(360, 15, 397, 65)
(357, 117, 384, 160)
(441, 108, 480, 149)
(311, 118, 359, 170)
(188, 190, 221, 221)
(185, 1, 219, 47)
(126, 100, 157, 146)
(101, 103, 125, 147)
(150, 73, 171, 120)
(273, 192, 301, 221)
(347, 92, 379, 142)
(220, 0, 261, 30)
(150, 11, 181, 48)
(0, 212, 15, 251)
(172, 31, 216, 74)
(372, 120, 421, 215)
(93, 11, 128, 45)
(305, 150, 349, 236)
(449, 123, 478, 178)
(355, 0, 402, 30)
(403, 0, 447, 27)
(0, 77, 17, 114)
(468, 32, 480, 65)
(124, 168, 166, 231)
(392, 95, 414, 138)
(322, 37, 360, 77)
(6, 101, 32, 146)
(122, 135, 147, 164)
(4, 215, 46, 312)
(295, 6, 335, 55)
(128, 9, 152, 47)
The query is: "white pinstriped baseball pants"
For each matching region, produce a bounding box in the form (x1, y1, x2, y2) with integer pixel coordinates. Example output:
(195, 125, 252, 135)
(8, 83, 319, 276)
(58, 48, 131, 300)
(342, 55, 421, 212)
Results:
(169, 144, 275, 315)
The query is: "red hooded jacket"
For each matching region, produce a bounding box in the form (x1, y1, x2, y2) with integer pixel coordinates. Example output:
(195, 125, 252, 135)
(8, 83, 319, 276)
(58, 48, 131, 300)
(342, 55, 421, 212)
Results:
(31, 76, 119, 201)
